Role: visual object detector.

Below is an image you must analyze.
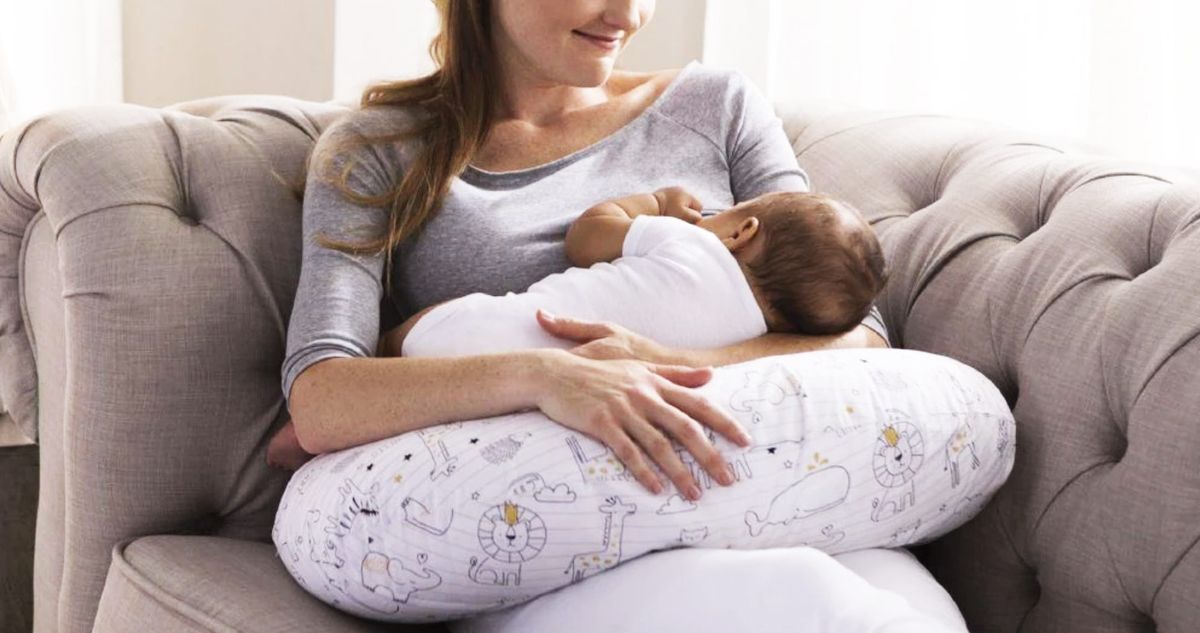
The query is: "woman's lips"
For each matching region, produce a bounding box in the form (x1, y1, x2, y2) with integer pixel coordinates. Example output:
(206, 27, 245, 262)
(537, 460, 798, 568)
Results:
(573, 30, 619, 51)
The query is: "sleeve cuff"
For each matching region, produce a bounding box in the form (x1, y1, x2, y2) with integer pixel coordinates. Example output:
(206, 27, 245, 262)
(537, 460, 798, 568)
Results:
(860, 307, 892, 348)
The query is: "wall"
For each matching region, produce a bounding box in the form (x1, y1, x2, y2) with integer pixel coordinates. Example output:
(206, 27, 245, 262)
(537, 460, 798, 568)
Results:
(122, 0, 335, 107)
(332, 0, 440, 104)
(616, 0, 706, 73)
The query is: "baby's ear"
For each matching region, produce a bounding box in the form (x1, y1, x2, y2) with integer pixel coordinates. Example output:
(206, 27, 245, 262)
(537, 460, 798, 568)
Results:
(726, 216, 761, 250)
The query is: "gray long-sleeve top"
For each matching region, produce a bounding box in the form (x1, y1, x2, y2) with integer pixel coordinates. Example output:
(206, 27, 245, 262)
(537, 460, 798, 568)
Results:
(281, 60, 891, 413)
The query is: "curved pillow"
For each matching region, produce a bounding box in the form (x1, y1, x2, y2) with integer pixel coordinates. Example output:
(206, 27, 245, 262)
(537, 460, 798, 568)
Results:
(273, 347, 1015, 623)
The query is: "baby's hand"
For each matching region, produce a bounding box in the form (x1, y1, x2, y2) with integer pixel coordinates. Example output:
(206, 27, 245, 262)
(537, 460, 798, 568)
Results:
(652, 186, 704, 224)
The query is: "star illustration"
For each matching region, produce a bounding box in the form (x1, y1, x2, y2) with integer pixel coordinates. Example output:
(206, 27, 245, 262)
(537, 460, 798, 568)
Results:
(471, 491, 480, 500)
(767, 447, 777, 454)
(403, 453, 413, 461)
(470, 438, 480, 444)
(784, 460, 794, 468)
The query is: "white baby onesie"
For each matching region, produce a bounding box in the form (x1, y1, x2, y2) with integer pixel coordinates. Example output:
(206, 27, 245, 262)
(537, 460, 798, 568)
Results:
(401, 214, 768, 358)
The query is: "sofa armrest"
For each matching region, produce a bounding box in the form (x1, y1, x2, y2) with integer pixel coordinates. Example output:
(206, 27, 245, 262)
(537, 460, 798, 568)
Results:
(0, 413, 32, 447)
(0, 96, 352, 633)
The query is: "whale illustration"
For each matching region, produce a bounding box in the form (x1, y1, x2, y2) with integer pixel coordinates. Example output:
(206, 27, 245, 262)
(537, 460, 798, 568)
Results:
(745, 466, 851, 537)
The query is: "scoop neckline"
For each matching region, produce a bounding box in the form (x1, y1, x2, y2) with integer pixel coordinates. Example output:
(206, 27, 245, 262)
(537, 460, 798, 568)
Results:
(461, 59, 700, 187)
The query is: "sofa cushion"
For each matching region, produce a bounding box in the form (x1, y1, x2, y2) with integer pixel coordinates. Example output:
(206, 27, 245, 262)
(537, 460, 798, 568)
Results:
(93, 535, 448, 633)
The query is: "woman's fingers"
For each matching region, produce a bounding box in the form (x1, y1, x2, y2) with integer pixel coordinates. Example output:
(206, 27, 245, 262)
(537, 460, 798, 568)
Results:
(636, 389, 739, 490)
(597, 424, 664, 495)
(660, 382, 754, 449)
(536, 309, 613, 342)
(622, 412, 703, 501)
(647, 363, 712, 388)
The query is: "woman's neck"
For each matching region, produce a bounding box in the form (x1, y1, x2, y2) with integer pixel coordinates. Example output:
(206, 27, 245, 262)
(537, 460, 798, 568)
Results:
(492, 46, 621, 125)
(497, 74, 615, 125)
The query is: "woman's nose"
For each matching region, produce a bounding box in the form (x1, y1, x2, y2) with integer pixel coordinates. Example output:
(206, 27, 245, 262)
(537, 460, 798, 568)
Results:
(600, 0, 642, 33)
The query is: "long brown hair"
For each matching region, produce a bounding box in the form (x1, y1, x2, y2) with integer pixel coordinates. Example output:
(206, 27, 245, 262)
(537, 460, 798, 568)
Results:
(311, 0, 498, 297)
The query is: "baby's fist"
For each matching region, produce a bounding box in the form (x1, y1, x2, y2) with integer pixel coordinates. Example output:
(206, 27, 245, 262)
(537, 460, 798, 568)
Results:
(653, 186, 704, 224)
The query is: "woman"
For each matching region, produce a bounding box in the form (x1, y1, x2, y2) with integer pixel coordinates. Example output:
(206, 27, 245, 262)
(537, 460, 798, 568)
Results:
(279, 1, 966, 631)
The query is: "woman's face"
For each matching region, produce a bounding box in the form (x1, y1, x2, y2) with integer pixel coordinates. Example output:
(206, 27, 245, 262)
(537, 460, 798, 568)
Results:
(491, 0, 656, 87)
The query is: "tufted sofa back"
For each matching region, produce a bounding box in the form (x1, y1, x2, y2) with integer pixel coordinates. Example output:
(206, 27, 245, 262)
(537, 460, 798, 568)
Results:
(1, 95, 1198, 633)
(0, 96, 350, 633)
(777, 103, 1200, 632)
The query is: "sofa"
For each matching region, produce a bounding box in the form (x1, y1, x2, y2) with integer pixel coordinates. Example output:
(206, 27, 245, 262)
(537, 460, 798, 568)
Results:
(1, 91, 1197, 633)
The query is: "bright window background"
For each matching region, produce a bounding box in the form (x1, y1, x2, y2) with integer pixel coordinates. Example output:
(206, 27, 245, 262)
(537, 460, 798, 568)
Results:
(0, 0, 123, 129)
(749, 0, 1200, 168)
(2, 0, 1197, 169)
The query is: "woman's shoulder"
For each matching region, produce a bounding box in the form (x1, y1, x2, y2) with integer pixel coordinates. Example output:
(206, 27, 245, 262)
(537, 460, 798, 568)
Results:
(318, 104, 428, 152)
(311, 104, 426, 184)
(650, 61, 766, 144)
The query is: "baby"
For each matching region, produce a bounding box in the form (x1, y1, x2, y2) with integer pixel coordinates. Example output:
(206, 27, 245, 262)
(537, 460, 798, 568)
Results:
(267, 187, 888, 469)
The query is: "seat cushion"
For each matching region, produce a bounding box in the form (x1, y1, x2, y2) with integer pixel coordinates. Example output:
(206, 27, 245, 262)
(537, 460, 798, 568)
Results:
(93, 535, 449, 633)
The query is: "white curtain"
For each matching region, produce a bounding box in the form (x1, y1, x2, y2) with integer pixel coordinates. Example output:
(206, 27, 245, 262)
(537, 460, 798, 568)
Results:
(705, 0, 1200, 169)
(0, 0, 124, 131)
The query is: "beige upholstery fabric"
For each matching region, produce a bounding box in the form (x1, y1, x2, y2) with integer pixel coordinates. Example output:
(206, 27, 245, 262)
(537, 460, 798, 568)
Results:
(777, 104, 1200, 632)
(0, 97, 351, 633)
(93, 536, 447, 633)
(0, 93, 1197, 633)
(0, 413, 33, 447)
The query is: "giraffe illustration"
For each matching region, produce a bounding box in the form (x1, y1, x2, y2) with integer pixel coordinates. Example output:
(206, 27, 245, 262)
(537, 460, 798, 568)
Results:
(564, 496, 637, 583)
(943, 417, 981, 488)
(566, 435, 633, 484)
(417, 422, 464, 481)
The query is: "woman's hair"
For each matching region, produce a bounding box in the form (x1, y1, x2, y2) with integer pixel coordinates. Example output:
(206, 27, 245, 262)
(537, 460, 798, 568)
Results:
(309, 0, 498, 297)
(743, 192, 889, 335)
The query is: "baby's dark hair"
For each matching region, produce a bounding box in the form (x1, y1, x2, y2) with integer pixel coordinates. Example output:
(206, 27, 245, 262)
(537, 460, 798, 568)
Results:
(741, 191, 889, 335)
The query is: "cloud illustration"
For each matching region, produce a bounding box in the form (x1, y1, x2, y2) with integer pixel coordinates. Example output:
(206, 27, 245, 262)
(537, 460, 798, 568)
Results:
(534, 482, 577, 503)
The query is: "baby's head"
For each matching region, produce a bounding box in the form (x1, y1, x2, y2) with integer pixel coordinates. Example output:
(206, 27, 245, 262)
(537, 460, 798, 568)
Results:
(695, 191, 888, 335)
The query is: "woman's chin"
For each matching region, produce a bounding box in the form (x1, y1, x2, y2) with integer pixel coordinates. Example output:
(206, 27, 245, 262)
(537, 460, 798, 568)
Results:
(560, 59, 617, 88)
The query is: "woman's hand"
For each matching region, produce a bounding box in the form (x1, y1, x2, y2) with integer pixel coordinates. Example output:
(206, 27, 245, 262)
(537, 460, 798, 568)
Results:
(530, 347, 753, 502)
(535, 308, 679, 364)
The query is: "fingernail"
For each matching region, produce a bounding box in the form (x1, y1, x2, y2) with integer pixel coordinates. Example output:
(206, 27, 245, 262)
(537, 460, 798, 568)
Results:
(540, 309, 555, 320)
(720, 467, 735, 485)
(688, 484, 702, 501)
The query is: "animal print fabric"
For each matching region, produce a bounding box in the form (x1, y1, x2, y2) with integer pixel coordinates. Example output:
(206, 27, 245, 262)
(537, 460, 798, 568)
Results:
(272, 348, 1015, 623)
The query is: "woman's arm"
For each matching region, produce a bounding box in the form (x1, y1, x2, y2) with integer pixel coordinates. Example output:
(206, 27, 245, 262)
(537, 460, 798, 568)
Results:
(656, 325, 889, 369)
(289, 350, 551, 454)
(293, 344, 753, 504)
(539, 311, 889, 371)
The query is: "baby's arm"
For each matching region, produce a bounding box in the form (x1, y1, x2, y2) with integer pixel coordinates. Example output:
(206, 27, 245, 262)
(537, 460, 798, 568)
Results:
(565, 187, 702, 268)
(564, 192, 661, 268)
(377, 302, 445, 358)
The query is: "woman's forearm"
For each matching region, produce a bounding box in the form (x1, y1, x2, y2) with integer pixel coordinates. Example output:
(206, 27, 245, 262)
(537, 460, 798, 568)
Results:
(663, 324, 889, 368)
(289, 349, 555, 454)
